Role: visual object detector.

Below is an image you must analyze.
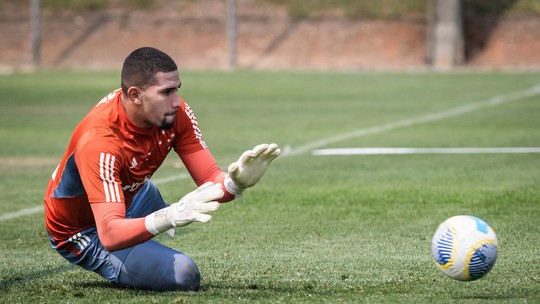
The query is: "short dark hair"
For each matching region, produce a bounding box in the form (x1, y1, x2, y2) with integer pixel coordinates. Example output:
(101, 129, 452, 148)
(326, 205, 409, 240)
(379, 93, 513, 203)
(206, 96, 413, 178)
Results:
(121, 47, 178, 95)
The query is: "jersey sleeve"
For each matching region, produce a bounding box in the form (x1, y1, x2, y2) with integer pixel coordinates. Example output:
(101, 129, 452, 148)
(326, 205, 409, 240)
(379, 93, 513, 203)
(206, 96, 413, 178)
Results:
(173, 99, 208, 155)
(90, 202, 153, 251)
(75, 129, 125, 204)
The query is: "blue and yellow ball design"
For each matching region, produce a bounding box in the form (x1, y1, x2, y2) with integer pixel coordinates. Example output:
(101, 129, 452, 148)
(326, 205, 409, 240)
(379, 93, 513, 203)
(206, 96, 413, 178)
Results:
(432, 215, 498, 281)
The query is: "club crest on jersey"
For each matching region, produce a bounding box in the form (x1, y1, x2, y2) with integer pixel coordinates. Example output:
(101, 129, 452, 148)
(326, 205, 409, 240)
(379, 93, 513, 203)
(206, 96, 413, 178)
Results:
(129, 157, 138, 169)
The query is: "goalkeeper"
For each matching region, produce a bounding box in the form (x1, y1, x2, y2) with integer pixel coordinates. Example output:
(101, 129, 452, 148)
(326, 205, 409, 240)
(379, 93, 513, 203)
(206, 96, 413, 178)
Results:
(43, 47, 280, 291)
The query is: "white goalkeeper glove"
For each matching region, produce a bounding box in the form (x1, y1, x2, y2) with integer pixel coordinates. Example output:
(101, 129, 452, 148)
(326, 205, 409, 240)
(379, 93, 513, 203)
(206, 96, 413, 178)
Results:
(144, 182, 224, 235)
(224, 143, 281, 196)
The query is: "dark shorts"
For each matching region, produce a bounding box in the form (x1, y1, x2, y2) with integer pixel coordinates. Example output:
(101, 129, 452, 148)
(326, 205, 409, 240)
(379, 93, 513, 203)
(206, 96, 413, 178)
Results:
(50, 182, 201, 291)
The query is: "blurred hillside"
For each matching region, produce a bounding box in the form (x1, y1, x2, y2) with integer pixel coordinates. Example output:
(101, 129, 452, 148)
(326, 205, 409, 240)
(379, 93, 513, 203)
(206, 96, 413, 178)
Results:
(1, 0, 539, 71)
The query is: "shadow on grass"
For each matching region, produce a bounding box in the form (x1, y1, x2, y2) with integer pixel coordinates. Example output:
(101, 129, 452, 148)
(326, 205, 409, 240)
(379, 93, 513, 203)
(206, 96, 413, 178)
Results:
(0, 264, 74, 292)
(455, 294, 529, 300)
(200, 281, 318, 295)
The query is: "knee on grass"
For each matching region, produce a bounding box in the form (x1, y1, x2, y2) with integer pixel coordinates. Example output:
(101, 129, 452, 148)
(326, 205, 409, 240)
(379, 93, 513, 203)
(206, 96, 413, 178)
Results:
(169, 253, 201, 291)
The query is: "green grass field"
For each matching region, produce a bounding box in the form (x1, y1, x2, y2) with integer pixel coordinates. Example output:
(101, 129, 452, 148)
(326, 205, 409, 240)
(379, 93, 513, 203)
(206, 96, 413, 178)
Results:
(1, 70, 539, 303)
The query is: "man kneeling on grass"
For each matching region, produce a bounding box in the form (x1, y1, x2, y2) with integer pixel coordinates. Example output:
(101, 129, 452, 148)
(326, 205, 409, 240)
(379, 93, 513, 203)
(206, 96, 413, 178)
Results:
(43, 47, 280, 291)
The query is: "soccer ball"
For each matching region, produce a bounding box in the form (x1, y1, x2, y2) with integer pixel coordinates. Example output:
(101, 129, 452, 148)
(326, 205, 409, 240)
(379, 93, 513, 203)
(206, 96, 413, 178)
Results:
(431, 215, 498, 281)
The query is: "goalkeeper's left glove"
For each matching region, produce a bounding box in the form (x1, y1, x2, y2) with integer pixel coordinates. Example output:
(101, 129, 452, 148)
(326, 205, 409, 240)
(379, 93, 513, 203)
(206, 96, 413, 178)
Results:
(224, 143, 281, 196)
(145, 182, 223, 236)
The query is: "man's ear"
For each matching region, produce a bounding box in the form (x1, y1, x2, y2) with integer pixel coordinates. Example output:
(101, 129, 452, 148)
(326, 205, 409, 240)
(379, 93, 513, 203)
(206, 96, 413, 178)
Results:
(127, 87, 142, 105)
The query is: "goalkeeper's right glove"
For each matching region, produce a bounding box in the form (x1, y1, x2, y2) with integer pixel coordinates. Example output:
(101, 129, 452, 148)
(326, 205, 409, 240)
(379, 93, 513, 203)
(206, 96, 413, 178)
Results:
(144, 182, 224, 235)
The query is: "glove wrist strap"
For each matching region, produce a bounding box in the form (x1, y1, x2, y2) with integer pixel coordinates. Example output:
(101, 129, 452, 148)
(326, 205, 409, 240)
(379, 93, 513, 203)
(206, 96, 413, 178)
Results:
(145, 208, 174, 235)
(224, 174, 244, 196)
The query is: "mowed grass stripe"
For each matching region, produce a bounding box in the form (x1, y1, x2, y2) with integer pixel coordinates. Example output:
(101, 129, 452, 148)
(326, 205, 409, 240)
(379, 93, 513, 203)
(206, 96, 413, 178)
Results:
(3, 82, 539, 221)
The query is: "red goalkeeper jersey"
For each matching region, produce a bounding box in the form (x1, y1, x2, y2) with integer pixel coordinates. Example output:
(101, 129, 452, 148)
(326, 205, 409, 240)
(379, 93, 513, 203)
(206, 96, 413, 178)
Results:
(44, 89, 231, 250)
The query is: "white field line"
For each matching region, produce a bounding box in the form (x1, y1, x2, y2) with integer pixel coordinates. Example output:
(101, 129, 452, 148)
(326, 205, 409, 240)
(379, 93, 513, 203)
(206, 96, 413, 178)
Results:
(0, 205, 45, 221)
(284, 84, 540, 157)
(2, 84, 540, 222)
(313, 147, 540, 156)
(151, 173, 190, 185)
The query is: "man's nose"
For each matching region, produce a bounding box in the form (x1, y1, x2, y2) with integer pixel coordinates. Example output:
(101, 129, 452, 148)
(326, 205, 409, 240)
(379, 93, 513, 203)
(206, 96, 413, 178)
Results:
(172, 98, 181, 109)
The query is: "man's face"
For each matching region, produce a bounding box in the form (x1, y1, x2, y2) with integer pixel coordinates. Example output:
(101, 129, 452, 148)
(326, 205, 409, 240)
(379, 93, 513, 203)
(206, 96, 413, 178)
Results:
(138, 71, 182, 130)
